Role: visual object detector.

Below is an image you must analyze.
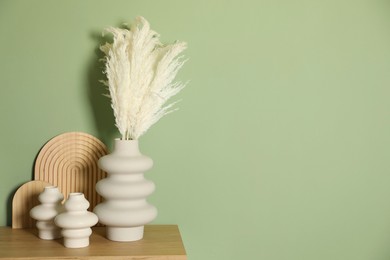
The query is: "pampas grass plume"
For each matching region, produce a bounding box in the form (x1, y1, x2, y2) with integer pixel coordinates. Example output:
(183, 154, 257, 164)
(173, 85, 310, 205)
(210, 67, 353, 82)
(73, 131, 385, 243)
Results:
(101, 16, 187, 140)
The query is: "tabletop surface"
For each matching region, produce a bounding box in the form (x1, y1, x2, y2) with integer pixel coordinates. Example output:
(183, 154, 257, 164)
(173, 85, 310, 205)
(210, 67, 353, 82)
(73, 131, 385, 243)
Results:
(0, 225, 186, 260)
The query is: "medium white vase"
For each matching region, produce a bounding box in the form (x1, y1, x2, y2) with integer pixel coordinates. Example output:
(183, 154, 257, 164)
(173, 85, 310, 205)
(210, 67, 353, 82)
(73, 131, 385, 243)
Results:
(29, 186, 64, 240)
(94, 139, 157, 242)
(54, 192, 98, 248)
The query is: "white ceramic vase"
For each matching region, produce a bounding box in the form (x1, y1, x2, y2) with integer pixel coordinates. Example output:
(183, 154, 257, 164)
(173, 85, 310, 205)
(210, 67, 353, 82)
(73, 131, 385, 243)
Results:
(94, 139, 157, 242)
(29, 186, 64, 240)
(54, 192, 98, 248)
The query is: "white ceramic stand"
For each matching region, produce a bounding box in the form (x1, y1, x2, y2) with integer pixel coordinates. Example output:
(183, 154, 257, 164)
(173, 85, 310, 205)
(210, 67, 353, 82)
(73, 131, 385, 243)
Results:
(54, 193, 98, 248)
(29, 186, 64, 240)
(94, 139, 157, 242)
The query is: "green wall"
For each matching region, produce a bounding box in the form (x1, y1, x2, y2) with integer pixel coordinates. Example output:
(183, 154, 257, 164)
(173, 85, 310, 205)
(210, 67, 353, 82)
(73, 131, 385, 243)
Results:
(1, 0, 390, 259)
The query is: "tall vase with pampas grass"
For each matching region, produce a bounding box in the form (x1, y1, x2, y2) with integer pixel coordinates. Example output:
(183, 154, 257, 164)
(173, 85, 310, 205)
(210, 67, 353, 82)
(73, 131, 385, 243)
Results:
(93, 16, 187, 242)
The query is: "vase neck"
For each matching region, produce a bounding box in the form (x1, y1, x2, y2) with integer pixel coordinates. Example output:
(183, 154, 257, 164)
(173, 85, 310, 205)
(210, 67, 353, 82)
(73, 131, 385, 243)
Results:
(113, 139, 141, 156)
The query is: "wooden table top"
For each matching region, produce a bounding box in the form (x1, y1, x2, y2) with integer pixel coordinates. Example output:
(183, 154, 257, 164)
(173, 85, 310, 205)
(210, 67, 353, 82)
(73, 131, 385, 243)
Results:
(0, 225, 186, 260)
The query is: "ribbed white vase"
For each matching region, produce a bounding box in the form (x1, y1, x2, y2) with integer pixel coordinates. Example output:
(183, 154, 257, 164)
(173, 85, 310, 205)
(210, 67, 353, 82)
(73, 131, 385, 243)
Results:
(29, 186, 64, 240)
(94, 139, 157, 242)
(54, 192, 98, 248)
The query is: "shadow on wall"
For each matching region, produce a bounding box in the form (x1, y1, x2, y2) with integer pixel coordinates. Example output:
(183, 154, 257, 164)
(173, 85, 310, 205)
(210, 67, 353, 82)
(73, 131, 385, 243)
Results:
(86, 31, 117, 147)
(6, 185, 22, 226)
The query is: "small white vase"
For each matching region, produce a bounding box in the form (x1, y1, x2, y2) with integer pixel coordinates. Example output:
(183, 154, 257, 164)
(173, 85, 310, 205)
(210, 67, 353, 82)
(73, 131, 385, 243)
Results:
(54, 192, 98, 248)
(29, 186, 64, 240)
(94, 139, 157, 242)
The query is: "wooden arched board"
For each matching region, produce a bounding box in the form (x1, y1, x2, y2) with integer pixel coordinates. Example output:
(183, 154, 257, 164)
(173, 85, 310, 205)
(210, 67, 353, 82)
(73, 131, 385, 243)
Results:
(34, 132, 108, 213)
(12, 180, 52, 228)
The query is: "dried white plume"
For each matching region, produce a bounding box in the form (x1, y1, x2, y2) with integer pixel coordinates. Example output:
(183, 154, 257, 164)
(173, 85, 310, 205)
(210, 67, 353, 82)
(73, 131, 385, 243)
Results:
(101, 16, 187, 140)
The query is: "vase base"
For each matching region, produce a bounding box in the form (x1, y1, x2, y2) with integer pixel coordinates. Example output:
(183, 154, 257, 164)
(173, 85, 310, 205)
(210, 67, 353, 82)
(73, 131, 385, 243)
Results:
(38, 229, 62, 240)
(106, 226, 144, 242)
(64, 237, 89, 248)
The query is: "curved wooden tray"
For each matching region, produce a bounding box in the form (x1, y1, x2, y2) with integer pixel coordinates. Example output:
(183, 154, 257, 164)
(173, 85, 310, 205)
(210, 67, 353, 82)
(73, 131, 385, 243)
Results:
(34, 132, 108, 212)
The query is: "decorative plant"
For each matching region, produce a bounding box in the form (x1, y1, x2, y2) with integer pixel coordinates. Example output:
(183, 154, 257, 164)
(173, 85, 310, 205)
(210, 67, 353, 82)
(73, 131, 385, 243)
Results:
(100, 16, 187, 140)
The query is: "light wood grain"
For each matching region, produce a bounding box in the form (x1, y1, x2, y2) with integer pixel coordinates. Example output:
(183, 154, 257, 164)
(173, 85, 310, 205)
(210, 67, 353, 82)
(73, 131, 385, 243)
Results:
(0, 225, 187, 260)
(34, 132, 108, 212)
(12, 180, 52, 229)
